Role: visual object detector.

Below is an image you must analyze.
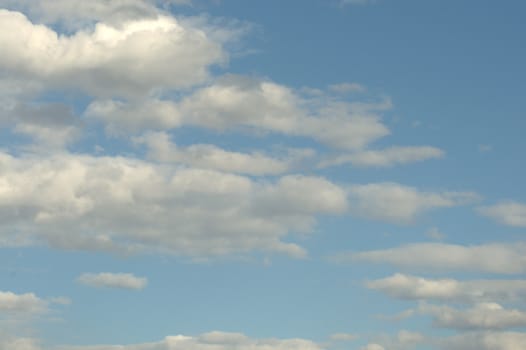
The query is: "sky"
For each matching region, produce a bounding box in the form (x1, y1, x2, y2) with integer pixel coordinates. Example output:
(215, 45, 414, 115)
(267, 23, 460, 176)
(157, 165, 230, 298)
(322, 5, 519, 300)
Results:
(1, 0, 526, 349)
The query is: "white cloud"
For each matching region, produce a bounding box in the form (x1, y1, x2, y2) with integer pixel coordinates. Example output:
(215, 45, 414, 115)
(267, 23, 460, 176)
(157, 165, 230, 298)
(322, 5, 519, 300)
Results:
(421, 303, 526, 330)
(0, 337, 41, 350)
(0, 291, 48, 315)
(442, 331, 526, 350)
(361, 344, 385, 350)
(0, 9, 232, 97)
(367, 273, 526, 303)
(329, 333, 358, 342)
(135, 131, 314, 175)
(0, 151, 347, 258)
(77, 273, 148, 290)
(87, 75, 391, 149)
(341, 0, 376, 5)
(425, 227, 446, 241)
(478, 201, 526, 227)
(348, 183, 479, 223)
(0, 0, 192, 27)
(8, 103, 82, 150)
(339, 242, 526, 274)
(59, 331, 323, 350)
(328, 82, 366, 94)
(318, 146, 444, 168)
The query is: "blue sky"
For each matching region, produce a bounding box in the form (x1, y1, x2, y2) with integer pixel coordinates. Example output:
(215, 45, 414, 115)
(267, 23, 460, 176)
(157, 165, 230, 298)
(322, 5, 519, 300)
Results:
(1, 1, 526, 349)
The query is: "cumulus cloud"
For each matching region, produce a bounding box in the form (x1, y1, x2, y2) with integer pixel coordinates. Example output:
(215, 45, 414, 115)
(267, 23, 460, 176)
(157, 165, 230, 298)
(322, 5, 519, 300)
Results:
(135, 131, 314, 175)
(478, 201, 526, 227)
(0, 151, 347, 258)
(318, 146, 444, 168)
(348, 183, 479, 223)
(59, 331, 323, 350)
(87, 75, 391, 149)
(337, 242, 526, 274)
(77, 273, 148, 290)
(0, 9, 232, 97)
(367, 274, 526, 303)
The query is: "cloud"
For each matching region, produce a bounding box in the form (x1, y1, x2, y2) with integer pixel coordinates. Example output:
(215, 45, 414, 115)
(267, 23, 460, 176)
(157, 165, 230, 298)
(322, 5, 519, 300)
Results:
(367, 274, 526, 303)
(77, 273, 148, 290)
(420, 303, 526, 330)
(135, 131, 314, 175)
(87, 75, 391, 149)
(318, 146, 444, 168)
(328, 82, 366, 94)
(478, 201, 526, 227)
(0, 337, 41, 350)
(0, 151, 347, 258)
(0, 0, 192, 27)
(341, 0, 376, 5)
(347, 183, 479, 223)
(329, 333, 358, 342)
(0, 9, 233, 97)
(59, 331, 323, 350)
(338, 242, 526, 274)
(442, 331, 526, 350)
(8, 103, 82, 150)
(0, 291, 48, 315)
(361, 344, 385, 350)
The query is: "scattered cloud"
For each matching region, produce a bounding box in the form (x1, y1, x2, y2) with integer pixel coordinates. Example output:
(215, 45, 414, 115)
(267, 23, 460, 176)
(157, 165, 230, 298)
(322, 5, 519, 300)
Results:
(77, 273, 148, 290)
(348, 183, 479, 224)
(478, 201, 526, 227)
(337, 242, 526, 274)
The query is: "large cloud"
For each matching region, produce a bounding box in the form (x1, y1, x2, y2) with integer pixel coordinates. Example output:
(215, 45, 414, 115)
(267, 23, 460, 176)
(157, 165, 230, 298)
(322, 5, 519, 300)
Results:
(0, 151, 347, 258)
(0, 9, 231, 97)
